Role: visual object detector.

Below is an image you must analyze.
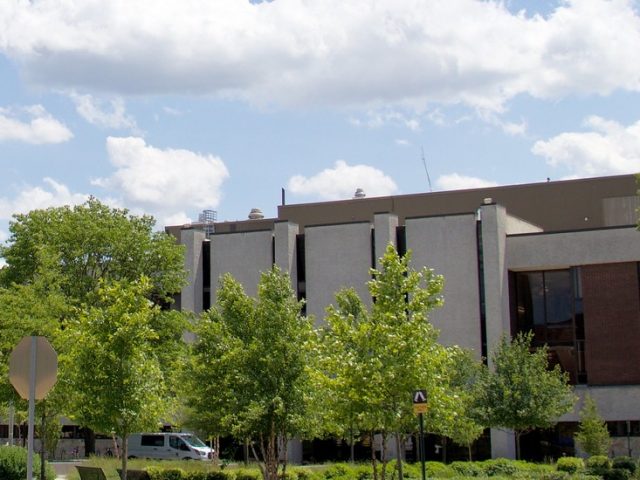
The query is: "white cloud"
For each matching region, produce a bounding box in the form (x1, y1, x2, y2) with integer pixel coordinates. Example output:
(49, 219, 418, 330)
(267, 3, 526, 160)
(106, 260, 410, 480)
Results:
(0, 178, 89, 220)
(436, 173, 499, 191)
(0, 105, 73, 144)
(2, 0, 639, 113)
(70, 92, 138, 131)
(532, 116, 640, 178)
(395, 139, 410, 147)
(94, 137, 230, 217)
(288, 160, 398, 200)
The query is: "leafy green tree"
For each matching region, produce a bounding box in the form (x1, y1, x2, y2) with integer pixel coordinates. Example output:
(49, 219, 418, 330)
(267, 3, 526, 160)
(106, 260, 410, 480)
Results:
(431, 347, 484, 461)
(574, 395, 611, 457)
(184, 267, 313, 480)
(0, 198, 187, 454)
(318, 244, 451, 480)
(62, 277, 167, 480)
(0, 197, 185, 305)
(473, 332, 576, 459)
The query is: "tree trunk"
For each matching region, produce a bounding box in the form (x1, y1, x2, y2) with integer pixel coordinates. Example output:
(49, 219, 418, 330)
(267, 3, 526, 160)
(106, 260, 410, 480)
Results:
(441, 436, 447, 464)
(370, 432, 378, 480)
(40, 406, 46, 480)
(349, 425, 355, 463)
(83, 427, 96, 457)
(120, 435, 128, 480)
(394, 433, 404, 480)
(515, 432, 521, 460)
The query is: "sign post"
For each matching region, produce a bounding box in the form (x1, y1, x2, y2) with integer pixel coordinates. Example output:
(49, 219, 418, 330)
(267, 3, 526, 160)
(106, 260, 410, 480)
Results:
(9, 336, 58, 480)
(413, 390, 428, 480)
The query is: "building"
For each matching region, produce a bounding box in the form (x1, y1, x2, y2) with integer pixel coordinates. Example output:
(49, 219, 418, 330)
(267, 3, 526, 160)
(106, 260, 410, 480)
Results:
(167, 174, 640, 460)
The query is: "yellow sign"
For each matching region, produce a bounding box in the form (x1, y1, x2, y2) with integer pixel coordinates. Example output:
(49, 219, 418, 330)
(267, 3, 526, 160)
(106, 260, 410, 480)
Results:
(413, 403, 428, 415)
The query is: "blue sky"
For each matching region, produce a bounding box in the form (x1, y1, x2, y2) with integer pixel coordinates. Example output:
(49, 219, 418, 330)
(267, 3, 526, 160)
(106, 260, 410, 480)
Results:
(1, 0, 640, 257)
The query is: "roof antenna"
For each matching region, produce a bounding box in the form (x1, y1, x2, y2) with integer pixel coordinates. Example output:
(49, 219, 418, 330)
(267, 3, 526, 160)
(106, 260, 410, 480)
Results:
(421, 146, 433, 192)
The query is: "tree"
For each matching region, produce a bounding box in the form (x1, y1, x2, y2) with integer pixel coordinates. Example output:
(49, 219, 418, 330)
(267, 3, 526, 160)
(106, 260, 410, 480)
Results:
(474, 332, 576, 459)
(63, 278, 167, 480)
(0, 198, 187, 454)
(0, 197, 185, 305)
(430, 347, 484, 462)
(574, 395, 611, 457)
(318, 244, 452, 480)
(183, 267, 313, 480)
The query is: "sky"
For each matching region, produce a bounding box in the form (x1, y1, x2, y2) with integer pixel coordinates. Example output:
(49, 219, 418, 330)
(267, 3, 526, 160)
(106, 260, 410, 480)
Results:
(1, 0, 640, 259)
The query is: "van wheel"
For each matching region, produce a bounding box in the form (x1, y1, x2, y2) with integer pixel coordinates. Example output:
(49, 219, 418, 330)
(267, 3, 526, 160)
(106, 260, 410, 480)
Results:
(183, 457, 192, 461)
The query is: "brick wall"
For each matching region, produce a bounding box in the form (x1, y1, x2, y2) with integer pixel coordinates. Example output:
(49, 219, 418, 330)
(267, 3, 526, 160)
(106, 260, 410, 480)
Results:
(582, 262, 640, 385)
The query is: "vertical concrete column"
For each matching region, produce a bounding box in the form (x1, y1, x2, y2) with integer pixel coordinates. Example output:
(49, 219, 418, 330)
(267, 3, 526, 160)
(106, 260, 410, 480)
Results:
(274, 221, 299, 289)
(275, 221, 303, 464)
(479, 202, 516, 459)
(374, 212, 399, 269)
(180, 228, 206, 314)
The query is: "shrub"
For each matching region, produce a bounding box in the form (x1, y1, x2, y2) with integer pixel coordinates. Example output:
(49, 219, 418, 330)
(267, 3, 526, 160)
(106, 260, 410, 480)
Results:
(612, 456, 637, 474)
(482, 458, 519, 477)
(425, 461, 455, 478)
(556, 457, 585, 474)
(586, 455, 612, 478)
(0, 445, 56, 480)
(538, 472, 570, 480)
(323, 463, 353, 480)
(186, 472, 233, 480)
(450, 461, 484, 477)
(236, 469, 262, 480)
(292, 468, 322, 480)
(586, 455, 611, 470)
(146, 466, 186, 480)
(603, 469, 631, 480)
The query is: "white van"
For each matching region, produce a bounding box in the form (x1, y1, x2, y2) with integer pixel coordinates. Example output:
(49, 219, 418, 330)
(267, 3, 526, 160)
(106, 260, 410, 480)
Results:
(127, 433, 213, 461)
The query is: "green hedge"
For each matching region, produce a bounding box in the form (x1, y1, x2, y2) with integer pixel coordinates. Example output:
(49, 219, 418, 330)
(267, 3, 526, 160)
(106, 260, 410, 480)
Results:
(556, 457, 585, 474)
(0, 445, 56, 480)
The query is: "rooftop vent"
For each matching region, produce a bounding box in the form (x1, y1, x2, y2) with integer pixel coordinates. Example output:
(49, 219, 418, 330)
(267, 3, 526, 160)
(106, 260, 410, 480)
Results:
(353, 188, 366, 199)
(248, 208, 264, 220)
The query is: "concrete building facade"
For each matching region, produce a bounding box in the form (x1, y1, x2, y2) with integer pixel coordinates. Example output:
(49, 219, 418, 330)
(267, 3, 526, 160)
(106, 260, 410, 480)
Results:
(167, 174, 640, 460)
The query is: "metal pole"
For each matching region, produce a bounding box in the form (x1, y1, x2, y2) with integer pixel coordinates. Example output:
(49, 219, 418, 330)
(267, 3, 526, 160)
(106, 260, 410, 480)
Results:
(27, 336, 37, 480)
(8, 400, 15, 446)
(419, 413, 426, 480)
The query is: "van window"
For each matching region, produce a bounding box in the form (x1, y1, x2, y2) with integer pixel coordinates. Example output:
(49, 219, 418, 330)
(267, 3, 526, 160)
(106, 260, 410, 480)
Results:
(141, 435, 164, 447)
(170, 436, 190, 451)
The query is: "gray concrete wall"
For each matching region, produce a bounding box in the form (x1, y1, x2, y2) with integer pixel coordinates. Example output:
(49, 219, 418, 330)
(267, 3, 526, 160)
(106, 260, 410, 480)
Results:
(374, 213, 398, 270)
(210, 230, 273, 304)
(479, 204, 517, 459)
(305, 222, 372, 324)
(507, 227, 640, 270)
(179, 228, 206, 314)
(274, 221, 299, 290)
(405, 214, 482, 355)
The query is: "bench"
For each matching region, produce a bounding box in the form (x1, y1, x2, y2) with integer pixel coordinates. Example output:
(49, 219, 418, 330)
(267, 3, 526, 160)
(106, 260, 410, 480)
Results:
(76, 466, 108, 480)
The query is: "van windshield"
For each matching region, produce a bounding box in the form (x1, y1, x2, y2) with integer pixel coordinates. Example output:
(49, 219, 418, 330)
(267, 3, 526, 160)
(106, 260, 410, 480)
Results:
(181, 434, 207, 448)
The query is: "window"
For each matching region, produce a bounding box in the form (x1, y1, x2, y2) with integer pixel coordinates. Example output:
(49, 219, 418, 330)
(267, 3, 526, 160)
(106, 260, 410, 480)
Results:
(141, 435, 165, 447)
(513, 268, 586, 384)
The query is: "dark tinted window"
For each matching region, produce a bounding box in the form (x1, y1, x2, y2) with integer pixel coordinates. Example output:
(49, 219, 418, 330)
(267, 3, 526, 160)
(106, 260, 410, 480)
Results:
(141, 435, 164, 447)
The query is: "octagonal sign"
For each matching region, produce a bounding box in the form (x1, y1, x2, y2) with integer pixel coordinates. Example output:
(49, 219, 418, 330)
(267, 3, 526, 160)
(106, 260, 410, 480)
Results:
(9, 336, 58, 400)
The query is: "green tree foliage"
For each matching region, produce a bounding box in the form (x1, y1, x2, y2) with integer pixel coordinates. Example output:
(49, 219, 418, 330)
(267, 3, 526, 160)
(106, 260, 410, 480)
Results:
(0, 198, 188, 455)
(183, 267, 313, 480)
(317, 244, 481, 480)
(63, 278, 167, 480)
(574, 395, 611, 457)
(473, 332, 576, 458)
(0, 197, 186, 304)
